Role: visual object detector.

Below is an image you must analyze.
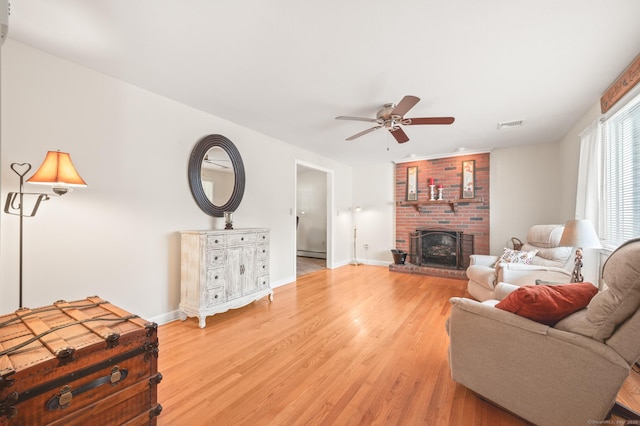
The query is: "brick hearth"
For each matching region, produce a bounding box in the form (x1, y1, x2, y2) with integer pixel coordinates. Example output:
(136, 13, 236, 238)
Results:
(389, 263, 468, 280)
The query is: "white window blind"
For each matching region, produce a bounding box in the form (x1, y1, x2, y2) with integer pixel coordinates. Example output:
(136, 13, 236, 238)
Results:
(601, 92, 640, 250)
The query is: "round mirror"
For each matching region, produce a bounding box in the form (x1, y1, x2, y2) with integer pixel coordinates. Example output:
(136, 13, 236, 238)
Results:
(188, 134, 245, 217)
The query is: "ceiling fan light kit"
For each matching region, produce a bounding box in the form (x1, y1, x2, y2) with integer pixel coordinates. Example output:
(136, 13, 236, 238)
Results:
(336, 95, 455, 144)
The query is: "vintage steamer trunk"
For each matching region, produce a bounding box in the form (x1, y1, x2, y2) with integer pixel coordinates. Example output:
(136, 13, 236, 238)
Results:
(0, 296, 162, 425)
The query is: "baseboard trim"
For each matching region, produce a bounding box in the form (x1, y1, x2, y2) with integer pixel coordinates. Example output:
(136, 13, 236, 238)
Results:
(148, 309, 181, 326)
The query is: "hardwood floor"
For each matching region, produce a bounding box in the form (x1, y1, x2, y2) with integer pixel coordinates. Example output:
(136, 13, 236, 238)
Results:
(157, 265, 640, 425)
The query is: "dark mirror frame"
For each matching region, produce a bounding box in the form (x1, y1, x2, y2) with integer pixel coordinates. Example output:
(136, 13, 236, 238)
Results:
(188, 134, 245, 217)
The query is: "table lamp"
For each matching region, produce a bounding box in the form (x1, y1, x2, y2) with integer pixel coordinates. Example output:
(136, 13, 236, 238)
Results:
(559, 219, 602, 282)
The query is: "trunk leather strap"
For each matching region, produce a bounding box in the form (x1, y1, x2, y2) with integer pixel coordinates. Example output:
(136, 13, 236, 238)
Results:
(45, 367, 129, 410)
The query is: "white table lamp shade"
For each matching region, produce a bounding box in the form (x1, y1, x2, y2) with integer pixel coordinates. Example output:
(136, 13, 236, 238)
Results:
(559, 219, 602, 249)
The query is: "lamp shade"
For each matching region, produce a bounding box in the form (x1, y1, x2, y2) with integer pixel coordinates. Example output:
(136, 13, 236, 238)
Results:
(559, 219, 602, 249)
(27, 151, 87, 194)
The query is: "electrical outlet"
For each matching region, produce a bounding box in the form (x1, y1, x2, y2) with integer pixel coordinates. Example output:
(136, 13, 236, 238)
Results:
(363, 243, 369, 249)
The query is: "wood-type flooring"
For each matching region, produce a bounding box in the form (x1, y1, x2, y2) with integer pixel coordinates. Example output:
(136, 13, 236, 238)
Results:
(157, 265, 640, 425)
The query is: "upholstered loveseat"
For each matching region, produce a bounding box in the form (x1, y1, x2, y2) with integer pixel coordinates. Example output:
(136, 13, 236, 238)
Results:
(466, 224, 574, 301)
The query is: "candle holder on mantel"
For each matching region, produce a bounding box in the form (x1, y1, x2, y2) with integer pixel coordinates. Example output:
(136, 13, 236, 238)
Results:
(437, 185, 444, 200)
(429, 185, 436, 201)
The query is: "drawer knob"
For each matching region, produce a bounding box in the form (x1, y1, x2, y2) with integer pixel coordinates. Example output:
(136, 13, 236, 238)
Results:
(214, 239, 219, 243)
(214, 275, 219, 280)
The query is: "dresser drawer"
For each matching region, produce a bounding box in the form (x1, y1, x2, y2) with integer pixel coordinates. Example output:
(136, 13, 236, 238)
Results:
(206, 235, 225, 249)
(256, 244, 269, 260)
(257, 275, 270, 290)
(206, 249, 225, 268)
(206, 268, 226, 289)
(228, 232, 256, 246)
(256, 259, 269, 275)
(205, 287, 225, 307)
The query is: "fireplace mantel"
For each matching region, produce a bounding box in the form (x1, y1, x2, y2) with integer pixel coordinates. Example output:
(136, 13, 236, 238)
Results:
(396, 198, 485, 213)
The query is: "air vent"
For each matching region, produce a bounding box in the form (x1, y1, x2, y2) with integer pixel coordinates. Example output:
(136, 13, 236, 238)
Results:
(497, 120, 524, 130)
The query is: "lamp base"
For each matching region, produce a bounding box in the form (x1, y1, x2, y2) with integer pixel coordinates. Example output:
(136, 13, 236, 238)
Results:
(570, 248, 584, 283)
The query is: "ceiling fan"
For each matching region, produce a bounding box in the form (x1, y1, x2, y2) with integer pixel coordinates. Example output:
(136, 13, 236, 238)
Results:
(335, 95, 455, 144)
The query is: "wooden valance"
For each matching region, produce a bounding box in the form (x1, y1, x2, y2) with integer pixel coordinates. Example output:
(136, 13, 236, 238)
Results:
(601, 53, 640, 113)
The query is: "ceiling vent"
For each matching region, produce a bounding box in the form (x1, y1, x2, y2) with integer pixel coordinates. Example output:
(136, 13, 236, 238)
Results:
(497, 120, 524, 130)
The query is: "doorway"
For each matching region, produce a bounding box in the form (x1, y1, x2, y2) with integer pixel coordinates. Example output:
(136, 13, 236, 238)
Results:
(295, 162, 332, 277)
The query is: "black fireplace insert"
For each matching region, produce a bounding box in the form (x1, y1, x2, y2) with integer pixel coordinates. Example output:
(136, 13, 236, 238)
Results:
(409, 229, 473, 269)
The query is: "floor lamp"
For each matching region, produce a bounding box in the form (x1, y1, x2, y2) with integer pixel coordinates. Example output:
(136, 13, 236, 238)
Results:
(4, 151, 87, 308)
(559, 219, 602, 283)
(350, 206, 361, 266)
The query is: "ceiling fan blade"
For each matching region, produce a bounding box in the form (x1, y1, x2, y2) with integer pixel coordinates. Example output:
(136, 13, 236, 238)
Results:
(346, 125, 383, 141)
(335, 115, 378, 123)
(391, 95, 420, 117)
(404, 117, 455, 125)
(389, 127, 410, 144)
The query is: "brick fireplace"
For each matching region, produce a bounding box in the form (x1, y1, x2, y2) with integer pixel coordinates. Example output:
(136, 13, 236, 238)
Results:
(390, 153, 490, 279)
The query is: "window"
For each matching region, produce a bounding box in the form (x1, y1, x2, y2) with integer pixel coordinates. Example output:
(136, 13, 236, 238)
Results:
(601, 91, 640, 250)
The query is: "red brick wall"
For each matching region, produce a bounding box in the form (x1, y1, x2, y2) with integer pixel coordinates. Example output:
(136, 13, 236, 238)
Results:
(395, 153, 490, 256)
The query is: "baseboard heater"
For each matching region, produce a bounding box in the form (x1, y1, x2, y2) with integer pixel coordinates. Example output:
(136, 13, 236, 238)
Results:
(297, 250, 327, 259)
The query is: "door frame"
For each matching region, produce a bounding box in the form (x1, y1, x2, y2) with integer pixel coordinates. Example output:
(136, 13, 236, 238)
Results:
(294, 160, 334, 277)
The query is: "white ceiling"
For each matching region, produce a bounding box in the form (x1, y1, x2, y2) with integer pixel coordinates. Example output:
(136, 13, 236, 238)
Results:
(6, 1, 640, 166)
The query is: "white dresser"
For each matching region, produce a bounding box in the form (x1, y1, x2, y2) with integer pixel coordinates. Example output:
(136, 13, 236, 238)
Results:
(179, 228, 271, 328)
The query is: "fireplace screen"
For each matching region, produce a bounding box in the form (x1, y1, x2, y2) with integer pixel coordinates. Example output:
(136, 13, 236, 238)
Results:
(409, 229, 473, 269)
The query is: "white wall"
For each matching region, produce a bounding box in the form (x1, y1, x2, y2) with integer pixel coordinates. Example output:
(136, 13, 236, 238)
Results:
(0, 40, 354, 321)
(484, 103, 604, 284)
(352, 162, 395, 265)
(489, 143, 566, 253)
(558, 101, 601, 220)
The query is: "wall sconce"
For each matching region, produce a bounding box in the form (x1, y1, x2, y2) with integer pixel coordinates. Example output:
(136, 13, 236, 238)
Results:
(3, 150, 87, 308)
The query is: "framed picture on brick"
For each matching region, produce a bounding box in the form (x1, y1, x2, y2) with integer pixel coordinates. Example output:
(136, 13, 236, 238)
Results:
(462, 160, 475, 199)
(406, 166, 418, 201)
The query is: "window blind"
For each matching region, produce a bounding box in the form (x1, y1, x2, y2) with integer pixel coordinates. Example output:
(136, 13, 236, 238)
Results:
(602, 92, 640, 250)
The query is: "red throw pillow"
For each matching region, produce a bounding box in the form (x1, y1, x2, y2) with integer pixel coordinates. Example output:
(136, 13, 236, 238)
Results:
(495, 283, 598, 326)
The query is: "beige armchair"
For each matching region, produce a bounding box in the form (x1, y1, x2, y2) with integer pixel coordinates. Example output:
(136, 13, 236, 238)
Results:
(466, 224, 573, 301)
(448, 238, 640, 425)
